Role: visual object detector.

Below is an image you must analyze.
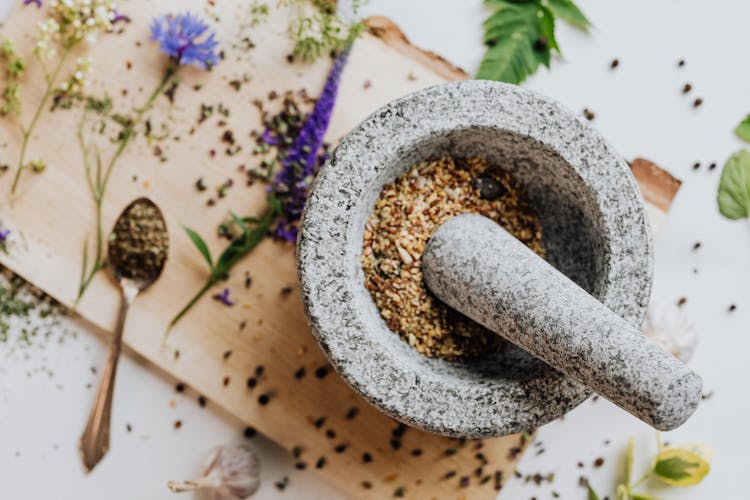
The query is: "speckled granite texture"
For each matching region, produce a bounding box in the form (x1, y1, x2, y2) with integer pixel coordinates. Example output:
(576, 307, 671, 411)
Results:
(424, 214, 702, 430)
(298, 80, 656, 437)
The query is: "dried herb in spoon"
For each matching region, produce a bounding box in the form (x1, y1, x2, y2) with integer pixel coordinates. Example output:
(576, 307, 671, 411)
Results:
(108, 200, 169, 283)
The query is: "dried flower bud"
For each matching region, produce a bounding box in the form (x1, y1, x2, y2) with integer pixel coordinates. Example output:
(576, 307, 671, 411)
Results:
(641, 303, 698, 362)
(167, 446, 260, 500)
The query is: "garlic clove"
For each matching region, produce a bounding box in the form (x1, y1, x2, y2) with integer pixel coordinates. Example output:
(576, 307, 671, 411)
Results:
(641, 302, 698, 362)
(168, 445, 261, 500)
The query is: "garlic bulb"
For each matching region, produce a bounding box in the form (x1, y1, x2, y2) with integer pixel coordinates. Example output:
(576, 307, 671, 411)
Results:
(168, 446, 261, 500)
(641, 303, 698, 362)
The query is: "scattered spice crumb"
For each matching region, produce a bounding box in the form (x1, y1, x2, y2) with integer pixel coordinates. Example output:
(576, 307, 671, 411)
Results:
(222, 376, 230, 387)
(693, 97, 703, 108)
(361, 481, 372, 490)
(244, 426, 257, 438)
(333, 443, 348, 453)
(678, 59, 686, 67)
(126, 423, 132, 432)
(275, 477, 289, 491)
(693, 162, 701, 171)
(294, 367, 306, 379)
(223, 350, 233, 360)
(258, 393, 271, 405)
(609, 58, 619, 69)
(682, 83, 692, 94)
(693, 241, 701, 250)
(583, 108, 595, 121)
(314, 366, 329, 379)
(345, 407, 358, 420)
(315, 456, 326, 469)
(174, 420, 182, 430)
(394, 486, 405, 497)
(362, 452, 372, 463)
(593, 457, 605, 468)
(729, 304, 737, 312)
(198, 395, 207, 407)
(247, 377, 257, 388)
(175, 382, 186, 393)
(677, 297, 687, 307)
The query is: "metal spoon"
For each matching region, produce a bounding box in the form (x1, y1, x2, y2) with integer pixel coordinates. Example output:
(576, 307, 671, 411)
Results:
(79, 197, 169, 473)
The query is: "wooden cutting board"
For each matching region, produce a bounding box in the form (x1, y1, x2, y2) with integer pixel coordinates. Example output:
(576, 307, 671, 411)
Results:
(0, 2, 679, 498)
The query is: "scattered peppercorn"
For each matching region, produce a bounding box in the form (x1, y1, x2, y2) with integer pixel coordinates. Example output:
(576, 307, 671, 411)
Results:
(677, 297, 687, 307)
(693, 97, 703, 108)
(275, 477, 289, 491)
(313, 417, 326, 428)
(175, 382, 186, 393)
(443, 470, 457, 480)
(708, 162, 717, 170)
(294, 367, 306, 379)
(244, 426, 257, 438)
(394, 486, 406, 497)
(223, 350, 233, 360)
(314, 366, 329, 379)
(583, 108, 595, 121)
(345, 407, 358, 420)
(280, 285, 293, 296)
(126, 423, 132, 432)
(459, 476, 470, 488)
(729, 304, 737, 312)
(693, 162, 700, 170)
(315, 457, 326, 469)
(174, 420, 182, 429)
(411, 448, 423, 457)
(325, 429, 336, 439)
(258, 393, 271, 405)
(333, 443, 348, 453)
(198, 395, 207, 407)
(223, 376, 230, 387)
(593, 457, 605, 468)
(247, 377, 257, 388)
(682, 83, 692, 93)
(533, 36, 548, 51)
(362, 452, 372, 463)
(390, 439, 402, 451)
(361, 481, 372, 490)
(677, 59, 686, 67)
(610, 58, 619, 69)
(693, 241, 701, 250)
(255, 365, 265, 377)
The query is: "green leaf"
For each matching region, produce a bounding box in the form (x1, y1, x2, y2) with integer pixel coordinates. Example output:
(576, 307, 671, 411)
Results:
(624, 437, 635, 487)
(477, 1, 557, 84)
(586, 483, 600, 500)
(652, 448, 710, 486)
(183, 226, 213, 270)
(630, 494, 661, 500)
(717, 149, 750, 219)
(544, 0, 591, 30)
(214, 204, 278, 278)
(230, 212, 250, 236)
(735, 115, 750, 144)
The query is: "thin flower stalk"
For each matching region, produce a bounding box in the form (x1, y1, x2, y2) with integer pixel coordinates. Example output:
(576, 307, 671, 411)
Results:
(75, 12, 219, 304)
(10, 0, 118, 194)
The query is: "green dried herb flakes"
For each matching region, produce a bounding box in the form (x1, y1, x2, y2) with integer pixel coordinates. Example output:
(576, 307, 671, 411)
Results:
(108, 200, 169, 282)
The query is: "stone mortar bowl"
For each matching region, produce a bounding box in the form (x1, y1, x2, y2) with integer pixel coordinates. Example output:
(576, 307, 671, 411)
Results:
(298, 80, 655, 437)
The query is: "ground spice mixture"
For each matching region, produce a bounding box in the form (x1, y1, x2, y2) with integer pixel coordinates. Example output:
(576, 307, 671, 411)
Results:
(108, 199, 169, 282)
(362, 156, 544, 360)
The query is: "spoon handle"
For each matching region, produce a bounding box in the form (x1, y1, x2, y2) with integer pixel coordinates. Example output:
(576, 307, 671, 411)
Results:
(79, 283, 136, 473)
(423, 214, 702, 430)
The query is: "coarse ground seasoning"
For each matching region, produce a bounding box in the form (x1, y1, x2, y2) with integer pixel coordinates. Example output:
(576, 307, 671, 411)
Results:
(361, 156, 544, 361)
(108, 199, 169, 282)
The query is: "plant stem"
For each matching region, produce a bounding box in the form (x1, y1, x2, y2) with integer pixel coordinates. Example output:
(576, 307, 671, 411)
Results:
(166, 198, 281, 336)
(75, 62, 177, 304)
(166, 279, 217, 334)
(11, 49, 70, 195)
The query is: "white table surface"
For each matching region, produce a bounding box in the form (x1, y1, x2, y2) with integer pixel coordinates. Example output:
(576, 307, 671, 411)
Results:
(2, 0, 748, 498)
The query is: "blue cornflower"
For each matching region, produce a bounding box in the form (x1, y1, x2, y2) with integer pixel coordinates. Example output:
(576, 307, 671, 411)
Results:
(150, 12, 219, 70)
(271, 42, 353, 242)
(212, 287, 234, 306)
(23, 0, 42, 7)
(0, 228, 9, 243)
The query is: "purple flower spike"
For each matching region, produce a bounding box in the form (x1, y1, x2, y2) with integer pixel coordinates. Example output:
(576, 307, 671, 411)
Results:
(150, 12, 220, 70)
(212, 287, 234, 307)
(271, 42, 353, 242)
(23, 0, 42, 8)
(0, 228, 10, 243)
